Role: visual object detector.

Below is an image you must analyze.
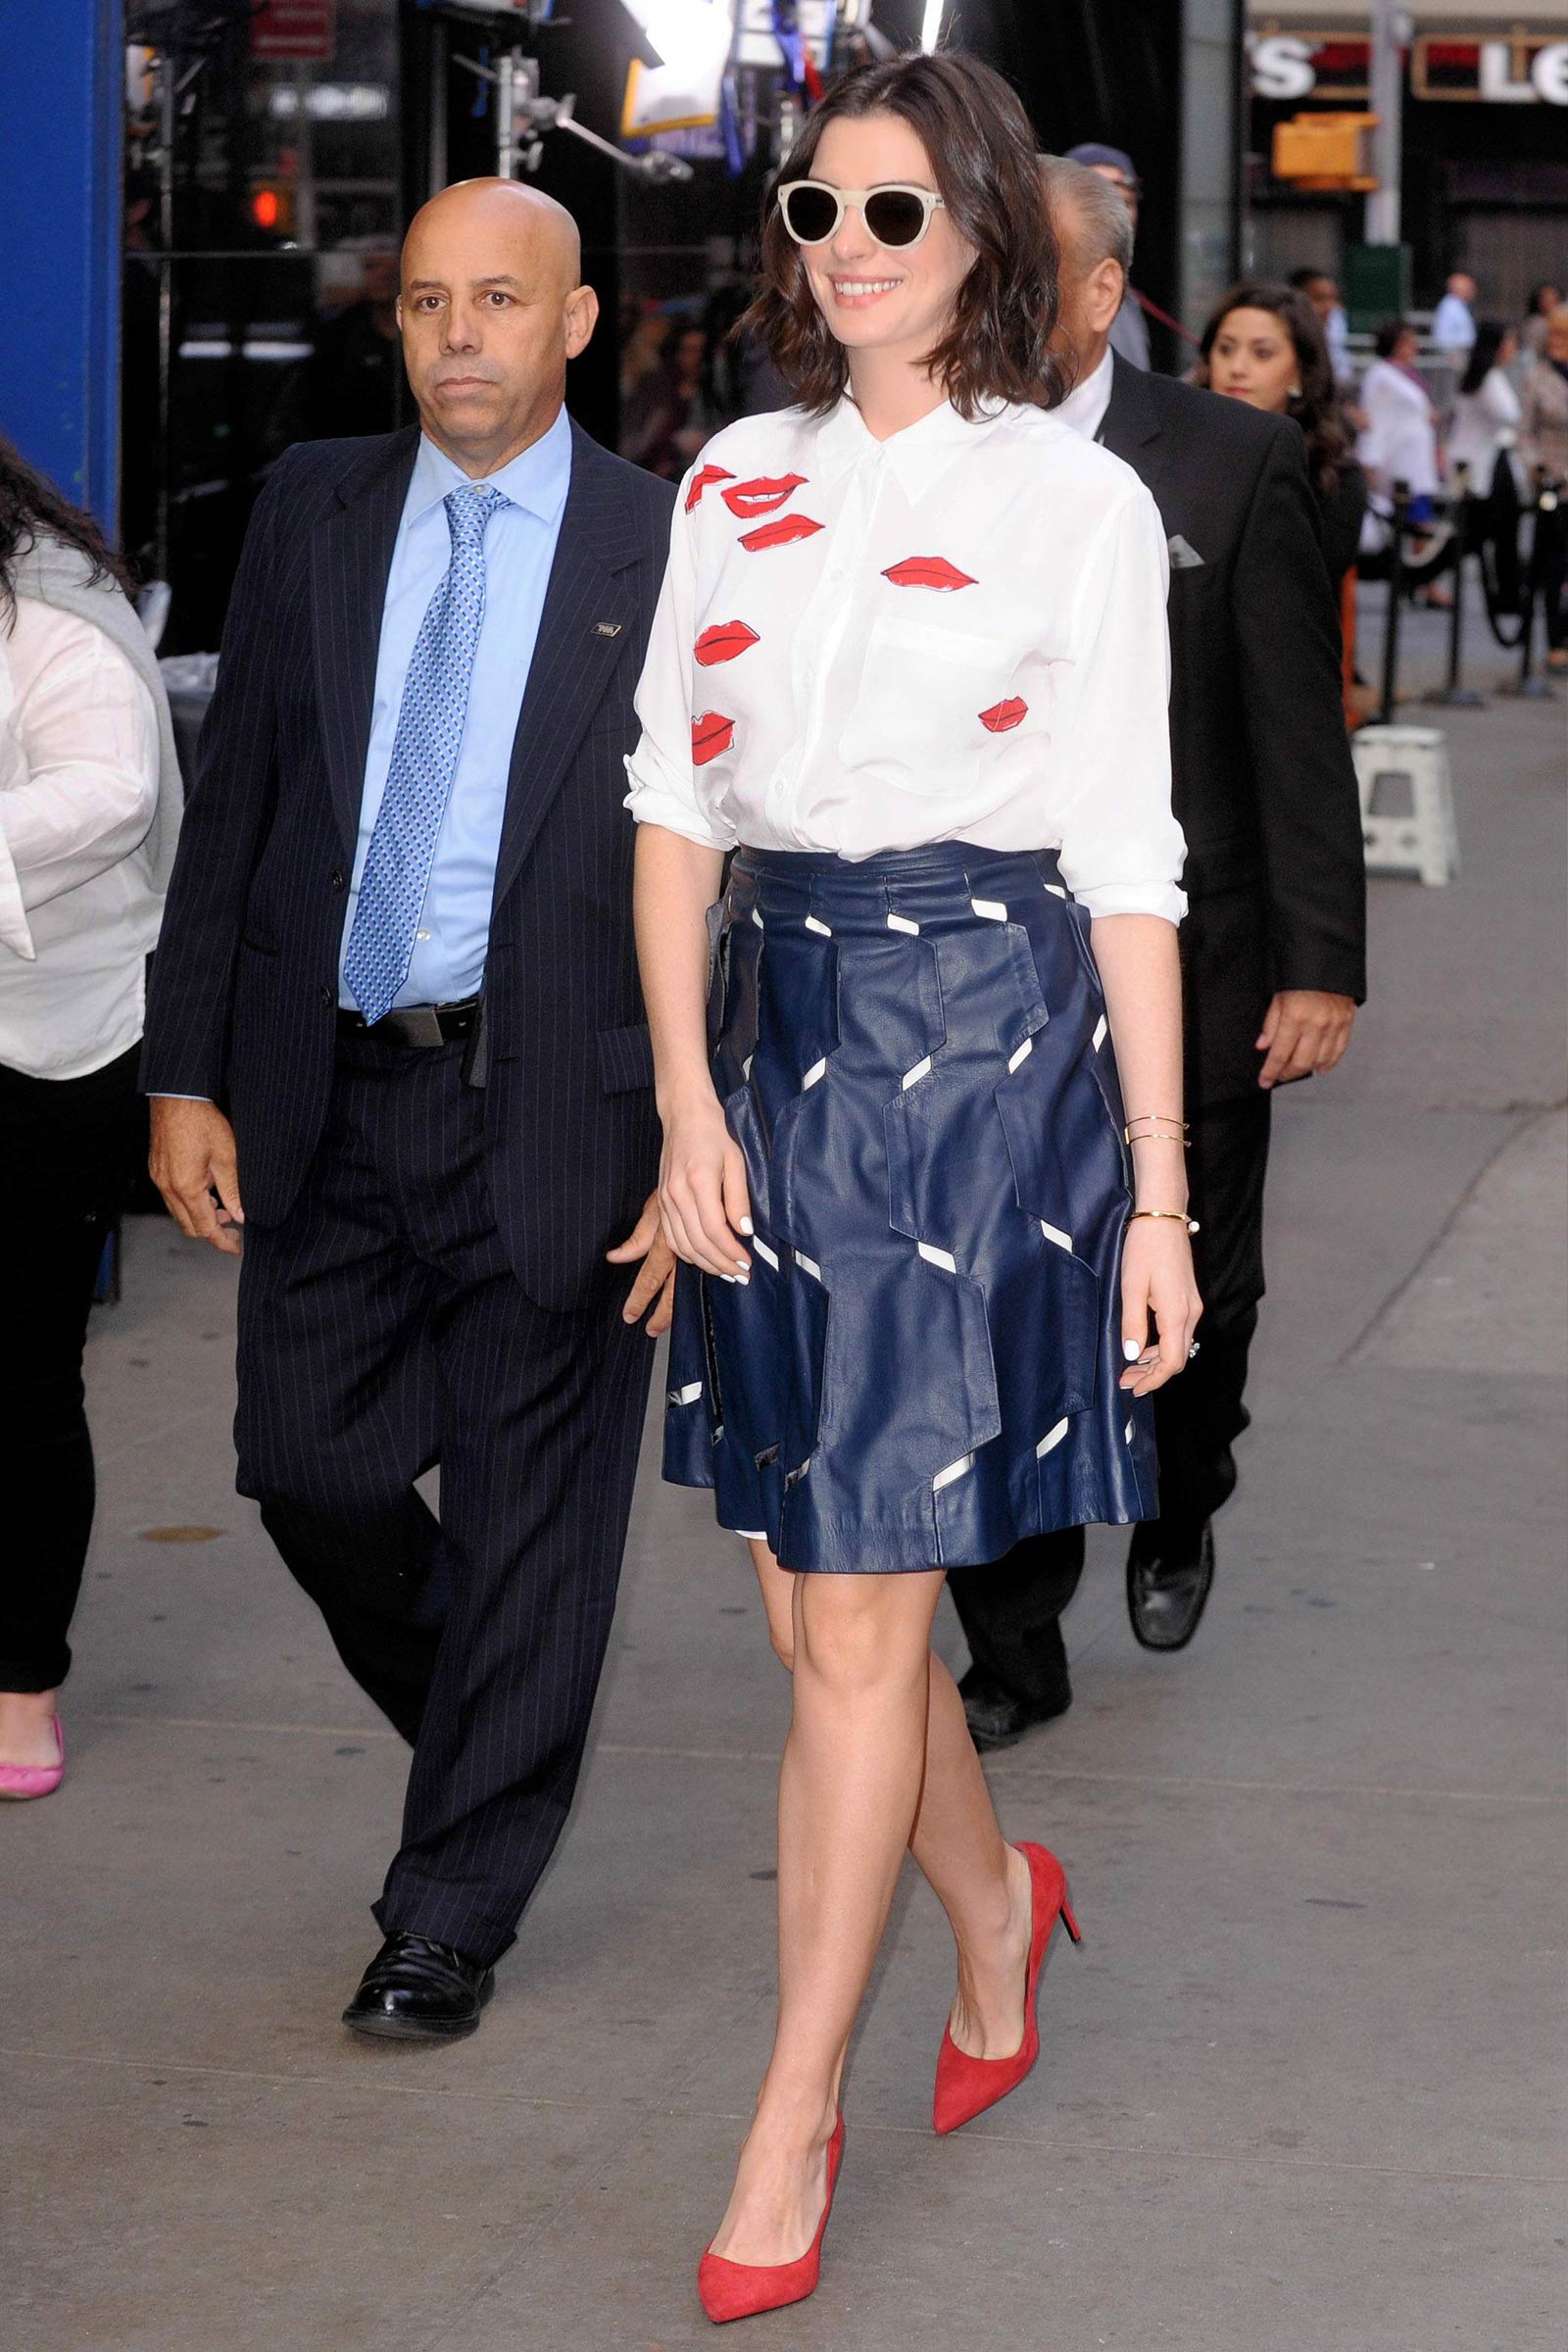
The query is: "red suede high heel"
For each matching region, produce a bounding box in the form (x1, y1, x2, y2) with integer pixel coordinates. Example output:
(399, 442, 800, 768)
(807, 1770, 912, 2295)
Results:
(697, 2115, 845, 2326)
(932, 1841, 1081, 2136)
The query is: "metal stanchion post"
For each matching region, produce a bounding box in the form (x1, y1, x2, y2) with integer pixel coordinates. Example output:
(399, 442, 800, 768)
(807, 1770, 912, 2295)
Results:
(1429, 464, 1486, 709)
(1499, 469, 1559, 701)
(1378, 479, 1410, 724)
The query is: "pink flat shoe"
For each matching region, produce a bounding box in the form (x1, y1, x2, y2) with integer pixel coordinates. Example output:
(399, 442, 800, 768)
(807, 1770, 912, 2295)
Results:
(0, 1714, 66, 1801)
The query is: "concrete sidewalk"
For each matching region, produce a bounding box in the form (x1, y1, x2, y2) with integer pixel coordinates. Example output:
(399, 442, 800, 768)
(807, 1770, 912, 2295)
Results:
(5, 674, 1564, 2350)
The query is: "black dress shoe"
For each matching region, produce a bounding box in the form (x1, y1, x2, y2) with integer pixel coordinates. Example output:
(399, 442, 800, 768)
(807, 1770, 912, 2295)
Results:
(1126, 1518, 1215, 1653)
(342, 1932, 495, 2042)
(959, 1664, 1072, 1753)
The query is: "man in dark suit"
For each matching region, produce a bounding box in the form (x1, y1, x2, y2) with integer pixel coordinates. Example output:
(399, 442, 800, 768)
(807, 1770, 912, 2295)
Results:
(143, 180, 677, 2034)
(954, 158, 1367, 1748)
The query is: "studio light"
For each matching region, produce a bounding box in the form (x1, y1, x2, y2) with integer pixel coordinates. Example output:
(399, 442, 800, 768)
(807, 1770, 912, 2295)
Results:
(920, 0, 947, 52)
(620, 0, 732, 79)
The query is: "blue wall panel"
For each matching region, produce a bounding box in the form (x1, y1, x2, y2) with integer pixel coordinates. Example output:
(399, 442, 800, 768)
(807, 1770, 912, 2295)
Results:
(0, 0, 123, 525)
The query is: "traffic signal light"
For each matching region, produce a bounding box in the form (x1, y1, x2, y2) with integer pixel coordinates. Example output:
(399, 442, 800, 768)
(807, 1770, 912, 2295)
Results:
(1271, 113, 1379, 193)
(250, 183, 294, 233)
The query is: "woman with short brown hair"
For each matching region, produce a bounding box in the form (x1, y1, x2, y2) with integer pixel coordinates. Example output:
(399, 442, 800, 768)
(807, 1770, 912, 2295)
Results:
(626, 52, 1198, 2319)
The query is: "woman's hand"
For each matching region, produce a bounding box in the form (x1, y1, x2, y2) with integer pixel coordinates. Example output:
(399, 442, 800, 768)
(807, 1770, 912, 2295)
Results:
(659, 1088, 754, 1281)
(1118, 1218, 1202, 1396)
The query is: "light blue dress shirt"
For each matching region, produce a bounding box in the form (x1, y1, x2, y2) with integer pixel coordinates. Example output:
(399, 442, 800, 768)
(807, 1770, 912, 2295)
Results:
(339, 407, 572, 1008)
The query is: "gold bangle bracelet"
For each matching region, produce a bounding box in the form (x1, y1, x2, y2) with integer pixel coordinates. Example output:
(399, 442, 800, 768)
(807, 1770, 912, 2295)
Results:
(1129, 1210, 1200, 1233)
(1124, 1114, 1188, 1131)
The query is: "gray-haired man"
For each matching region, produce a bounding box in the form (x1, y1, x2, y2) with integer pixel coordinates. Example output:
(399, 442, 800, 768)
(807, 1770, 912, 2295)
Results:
(953, 158, 1365, 1746)
(1064, 141, 1150, 369)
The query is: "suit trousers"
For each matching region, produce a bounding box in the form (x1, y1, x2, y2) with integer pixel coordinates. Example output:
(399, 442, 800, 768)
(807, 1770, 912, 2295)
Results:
(949, 1087, 1271, 1710)
(234, 1031, 653, 1964)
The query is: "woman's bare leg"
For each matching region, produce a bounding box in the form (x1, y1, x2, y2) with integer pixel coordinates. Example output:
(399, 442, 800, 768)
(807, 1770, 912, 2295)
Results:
(749, 1545, 1033, 2066)
(910, 1647, 1036, 2060)
(711, 1554, 1034, 2267)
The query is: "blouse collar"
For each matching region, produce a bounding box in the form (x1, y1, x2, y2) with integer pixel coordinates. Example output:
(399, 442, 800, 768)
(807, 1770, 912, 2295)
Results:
(815, 392, 1017, 503)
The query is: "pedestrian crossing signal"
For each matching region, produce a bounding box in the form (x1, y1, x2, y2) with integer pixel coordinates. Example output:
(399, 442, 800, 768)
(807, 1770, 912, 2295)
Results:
(1271, 112, 1380, 192)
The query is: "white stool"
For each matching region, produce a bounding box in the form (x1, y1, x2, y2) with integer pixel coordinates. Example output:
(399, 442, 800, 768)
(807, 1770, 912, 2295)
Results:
(1350, 724, 1460, 887)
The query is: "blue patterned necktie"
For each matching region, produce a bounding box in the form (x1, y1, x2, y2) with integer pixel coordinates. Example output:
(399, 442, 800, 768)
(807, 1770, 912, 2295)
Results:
(342, 481, 508, 1024)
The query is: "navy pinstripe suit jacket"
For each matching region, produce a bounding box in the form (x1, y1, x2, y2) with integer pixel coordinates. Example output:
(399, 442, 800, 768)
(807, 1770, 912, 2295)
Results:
(141, 420, 678, 1312)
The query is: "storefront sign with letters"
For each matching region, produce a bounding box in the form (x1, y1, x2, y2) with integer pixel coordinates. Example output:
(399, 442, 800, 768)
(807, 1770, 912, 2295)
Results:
(1249, 28, 1568, 105)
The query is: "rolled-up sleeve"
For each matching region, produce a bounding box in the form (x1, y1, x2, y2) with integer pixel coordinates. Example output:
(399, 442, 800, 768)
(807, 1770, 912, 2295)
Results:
(623, 476, 738, 853)
(1054, 482, 1186, 925)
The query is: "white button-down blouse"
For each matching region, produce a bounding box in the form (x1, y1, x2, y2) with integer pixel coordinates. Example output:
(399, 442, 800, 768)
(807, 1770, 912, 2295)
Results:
(624, 394, 1186, 924)
(0, 597, 161, 1079)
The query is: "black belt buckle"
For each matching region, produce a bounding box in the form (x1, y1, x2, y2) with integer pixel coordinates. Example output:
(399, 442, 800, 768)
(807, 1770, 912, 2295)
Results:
(340, 997, 478, 1051)
(393, 1004, 446, 1049)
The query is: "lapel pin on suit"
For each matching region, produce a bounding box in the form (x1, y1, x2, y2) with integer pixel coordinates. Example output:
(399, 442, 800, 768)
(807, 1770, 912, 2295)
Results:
(593, 619, 623, 637)
(1167, 534, 1205, 570)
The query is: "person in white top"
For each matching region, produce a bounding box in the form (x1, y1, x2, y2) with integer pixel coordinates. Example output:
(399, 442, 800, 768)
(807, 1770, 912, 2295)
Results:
(1446, 319, 1525, 500)
(0, 434, 179, 1796)
(1357, 317, 1442, 519)
(625, 52, 1199, 2319)
(1431, 270, 1478, 362)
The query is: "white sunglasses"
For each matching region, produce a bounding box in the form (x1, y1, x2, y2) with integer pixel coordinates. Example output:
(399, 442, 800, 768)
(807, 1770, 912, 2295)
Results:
(777, 180, 948, 252)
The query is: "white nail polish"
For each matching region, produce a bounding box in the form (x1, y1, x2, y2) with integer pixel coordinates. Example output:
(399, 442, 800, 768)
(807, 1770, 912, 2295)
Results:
(1123, 1339, 1141, 1363)
(740, 1216, 755, 1236)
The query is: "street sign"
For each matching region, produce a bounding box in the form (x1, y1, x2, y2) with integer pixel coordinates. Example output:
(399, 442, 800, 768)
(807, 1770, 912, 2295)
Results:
(251, 3, 337, 64)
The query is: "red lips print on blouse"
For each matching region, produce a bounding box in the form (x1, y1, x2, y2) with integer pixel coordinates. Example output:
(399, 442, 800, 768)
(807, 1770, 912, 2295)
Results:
(694, 620, 760, 666)
(691, 711, 736, 766)
(684, 464, 734, 513)
(739, 513, 825, 553)
(979, 697, 1028, 733)
(882, 557, 977, 592)
(721, 473, 808, 519)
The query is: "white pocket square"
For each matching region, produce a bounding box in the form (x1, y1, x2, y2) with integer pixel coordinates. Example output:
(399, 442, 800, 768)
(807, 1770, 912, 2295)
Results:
(1167, 533, 1205, 569)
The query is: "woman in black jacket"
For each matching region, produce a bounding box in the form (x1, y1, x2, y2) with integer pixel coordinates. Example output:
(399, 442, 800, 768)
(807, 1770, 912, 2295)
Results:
(1196, 281, 1367, 583)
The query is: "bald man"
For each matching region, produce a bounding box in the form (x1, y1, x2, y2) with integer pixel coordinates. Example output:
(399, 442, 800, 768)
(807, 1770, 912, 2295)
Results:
(143, 181, 678, 2038)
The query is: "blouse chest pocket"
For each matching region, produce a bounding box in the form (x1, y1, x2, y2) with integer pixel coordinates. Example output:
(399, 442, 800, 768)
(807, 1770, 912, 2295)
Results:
(837, 612, 1027, 800)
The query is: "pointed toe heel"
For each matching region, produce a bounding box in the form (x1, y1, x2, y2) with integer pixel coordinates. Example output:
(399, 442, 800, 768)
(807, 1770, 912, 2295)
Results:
(933, 1841, 1080, 2136)
(697, 2117, 845, 2325)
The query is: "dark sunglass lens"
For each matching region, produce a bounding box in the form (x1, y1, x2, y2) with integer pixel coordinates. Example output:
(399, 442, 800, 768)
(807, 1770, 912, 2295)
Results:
(783, 185, 839, 243)
(864, 189, 927, 247)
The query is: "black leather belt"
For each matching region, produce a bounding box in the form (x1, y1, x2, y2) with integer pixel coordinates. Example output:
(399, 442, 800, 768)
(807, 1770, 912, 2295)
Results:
(337, 995, 480, 1048)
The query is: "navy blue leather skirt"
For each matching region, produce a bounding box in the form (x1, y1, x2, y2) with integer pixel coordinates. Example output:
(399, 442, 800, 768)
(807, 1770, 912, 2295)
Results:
(662, 842, 1158, 1573)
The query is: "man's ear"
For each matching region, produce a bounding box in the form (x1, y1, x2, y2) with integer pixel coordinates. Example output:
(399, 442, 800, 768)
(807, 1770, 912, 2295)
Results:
(564, 283, 600, 361)
(1087, 259, 1124, 337)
